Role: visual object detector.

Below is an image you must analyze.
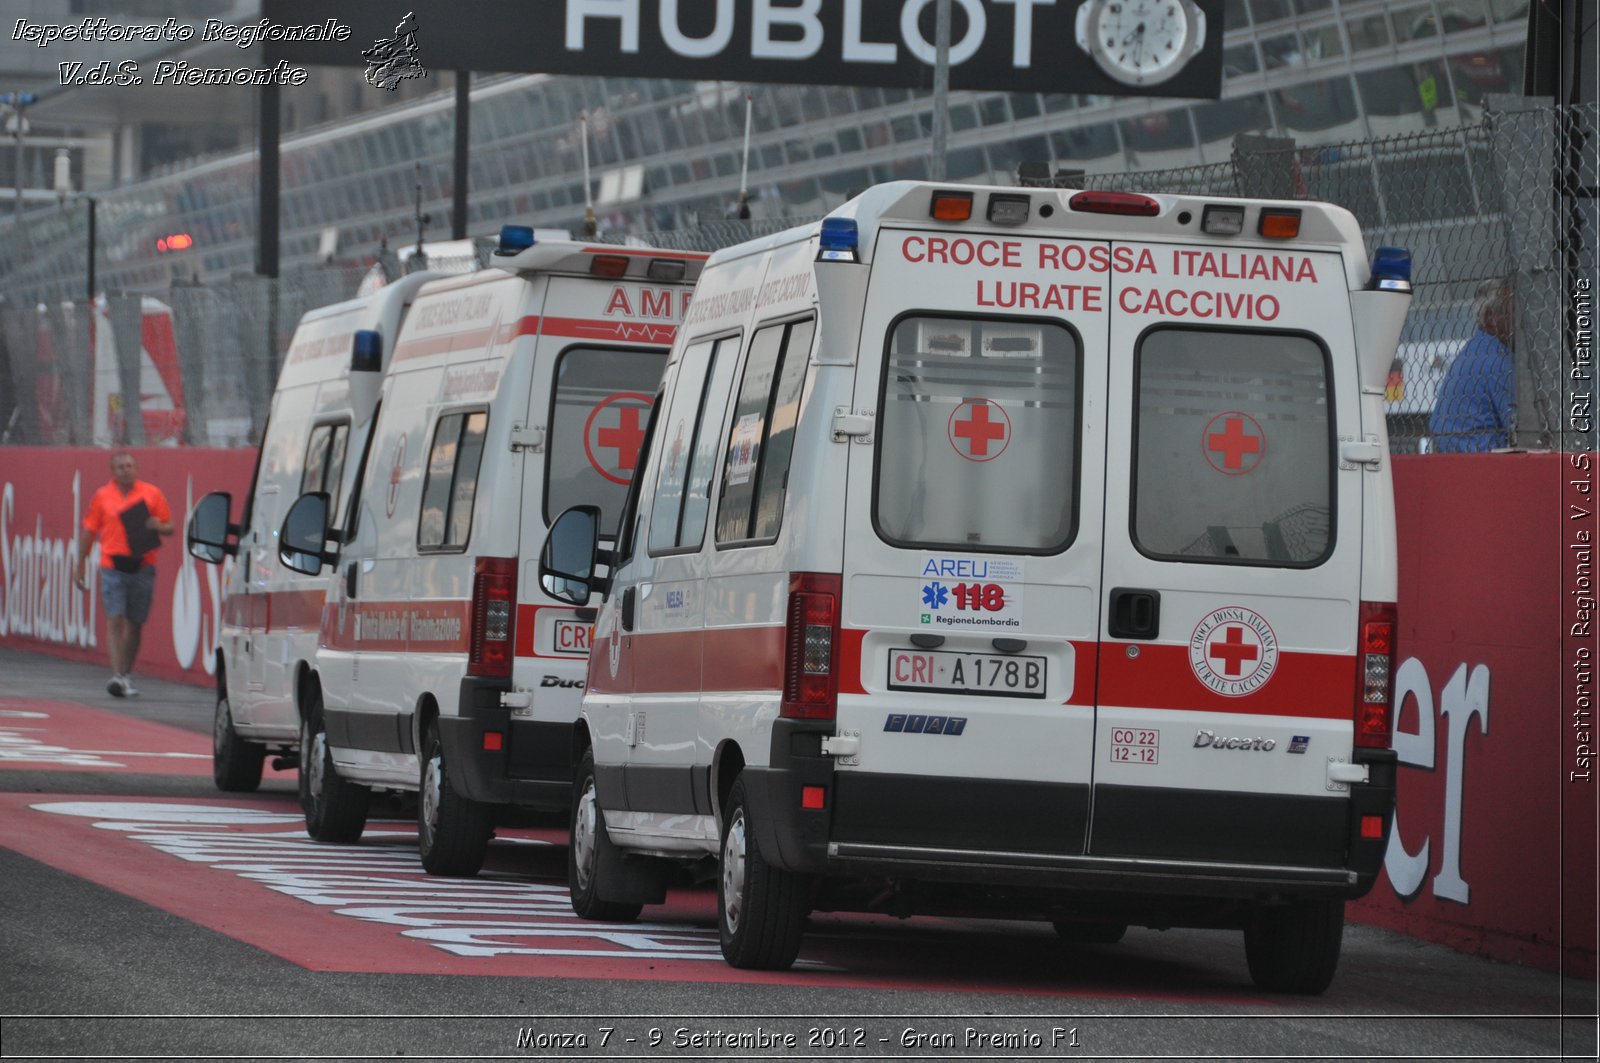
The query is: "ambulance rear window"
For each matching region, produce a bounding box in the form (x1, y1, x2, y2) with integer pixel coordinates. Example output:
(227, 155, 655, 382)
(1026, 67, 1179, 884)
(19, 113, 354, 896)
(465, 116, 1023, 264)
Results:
(1132, 328, 1332, 566)
(876, 314, 1080, 553)
(545, 346, 667, 534)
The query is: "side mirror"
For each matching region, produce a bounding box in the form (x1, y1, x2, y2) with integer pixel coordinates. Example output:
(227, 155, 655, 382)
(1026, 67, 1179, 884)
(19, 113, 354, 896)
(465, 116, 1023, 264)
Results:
(279, 492, 335, 576)
(540, 505, 604, 604)
(186, 491, 238, 564)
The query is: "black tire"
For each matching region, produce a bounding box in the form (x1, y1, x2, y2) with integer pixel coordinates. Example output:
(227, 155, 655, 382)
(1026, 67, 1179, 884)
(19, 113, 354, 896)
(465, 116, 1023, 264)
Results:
(418, 720, 493, 877)
(212, 685, 264, 793)
(717, 774, 809, 969)
(567, 749, 642, 922)
(1244, 898, 1345, 994)
(299, 686, 369, 844)
(1052, 920, 1127, 945)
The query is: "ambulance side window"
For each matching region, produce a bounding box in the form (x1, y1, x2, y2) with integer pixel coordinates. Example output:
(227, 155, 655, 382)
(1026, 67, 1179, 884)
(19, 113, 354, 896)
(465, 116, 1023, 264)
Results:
(876, 314, 1080, 553)
(544, 345, 668, 533)
(301, 422, 351, 519)
(716, 317, 815, 546)
(648, 334, 741, 555)
(1132, 327, 1332, 566)
(418, 410, 489, 551)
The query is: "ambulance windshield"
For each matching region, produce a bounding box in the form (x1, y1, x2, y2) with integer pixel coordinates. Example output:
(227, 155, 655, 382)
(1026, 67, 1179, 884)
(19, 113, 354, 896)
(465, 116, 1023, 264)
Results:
(1133, 328, 1332, 566)
(546, 346, 668, 534)
(876, 314, 1080, 553)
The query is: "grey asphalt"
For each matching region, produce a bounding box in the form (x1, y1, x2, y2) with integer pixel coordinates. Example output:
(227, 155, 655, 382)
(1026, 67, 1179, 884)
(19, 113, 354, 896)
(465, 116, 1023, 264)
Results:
(0, 645, 1595, 1061)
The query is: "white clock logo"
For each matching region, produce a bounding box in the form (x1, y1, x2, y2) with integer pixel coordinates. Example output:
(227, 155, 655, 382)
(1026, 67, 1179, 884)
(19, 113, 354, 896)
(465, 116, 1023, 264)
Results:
(1076, 0, 1208, 87)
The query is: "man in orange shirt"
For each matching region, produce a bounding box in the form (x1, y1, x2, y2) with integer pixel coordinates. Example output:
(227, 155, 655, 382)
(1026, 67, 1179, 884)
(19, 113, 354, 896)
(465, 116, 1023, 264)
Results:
(74, 452, 174, 697)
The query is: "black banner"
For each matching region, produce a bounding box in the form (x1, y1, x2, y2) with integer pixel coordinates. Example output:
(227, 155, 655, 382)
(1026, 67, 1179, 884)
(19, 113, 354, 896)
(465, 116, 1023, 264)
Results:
(261, 0, 1223, 98)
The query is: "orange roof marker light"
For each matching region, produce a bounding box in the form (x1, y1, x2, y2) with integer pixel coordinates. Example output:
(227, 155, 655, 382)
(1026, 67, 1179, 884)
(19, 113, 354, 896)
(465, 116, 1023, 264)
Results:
(1258, 208, 1302, 239)
(929, 190, 974, 221)
(589, 254, 630, 278)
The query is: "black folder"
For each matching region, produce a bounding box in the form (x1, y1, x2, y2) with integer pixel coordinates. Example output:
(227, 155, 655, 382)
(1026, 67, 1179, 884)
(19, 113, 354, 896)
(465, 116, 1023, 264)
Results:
(118, 499, 161, 557)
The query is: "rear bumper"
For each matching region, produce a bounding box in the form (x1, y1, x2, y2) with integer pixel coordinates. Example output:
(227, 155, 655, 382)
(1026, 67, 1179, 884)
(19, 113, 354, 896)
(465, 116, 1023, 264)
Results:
(436, 677, 574, 809)
(745, 720, 1395, 903)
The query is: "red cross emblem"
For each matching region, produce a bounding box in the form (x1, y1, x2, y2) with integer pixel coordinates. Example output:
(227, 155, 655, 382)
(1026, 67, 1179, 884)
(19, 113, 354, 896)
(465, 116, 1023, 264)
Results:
(948, 398, 1011, 462)
(1207, 625, 1260, 677)
(583, 392, 654, 485)
(1203, 411, 1265, 475)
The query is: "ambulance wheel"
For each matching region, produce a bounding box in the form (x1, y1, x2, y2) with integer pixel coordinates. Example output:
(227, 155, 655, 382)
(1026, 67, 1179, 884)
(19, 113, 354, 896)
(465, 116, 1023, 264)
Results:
(1052, 920, 1127, 945)
(299, 687, 369, 844)
(212, 688, 264, 793)
(418, 720, 493, 877)
(1244, 898, 1345, 994)
(568, 749, 642, 922)
(718, 774, 809, 970)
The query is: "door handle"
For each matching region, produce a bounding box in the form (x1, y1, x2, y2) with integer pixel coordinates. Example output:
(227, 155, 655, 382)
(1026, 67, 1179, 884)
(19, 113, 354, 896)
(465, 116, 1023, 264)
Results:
(345, 562, 358, 599)
(620, 585, 636, 632)
(1108, 588, 1161, 640)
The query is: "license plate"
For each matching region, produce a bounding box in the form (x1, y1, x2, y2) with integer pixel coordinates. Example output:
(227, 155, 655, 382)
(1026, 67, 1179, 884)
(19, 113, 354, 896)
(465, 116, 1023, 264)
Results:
(887, 648, 1047, 699)
(552, 618, 595, 655)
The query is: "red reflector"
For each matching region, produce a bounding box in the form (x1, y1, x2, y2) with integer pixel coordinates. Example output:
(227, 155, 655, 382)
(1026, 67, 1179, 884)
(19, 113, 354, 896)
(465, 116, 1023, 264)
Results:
(589, 254, 630, 278)
(1069, 190, 1160, 217)
(482, 731, 504, 751)
(801, 785, 826, 810)
(1360, 815, 1383, 839)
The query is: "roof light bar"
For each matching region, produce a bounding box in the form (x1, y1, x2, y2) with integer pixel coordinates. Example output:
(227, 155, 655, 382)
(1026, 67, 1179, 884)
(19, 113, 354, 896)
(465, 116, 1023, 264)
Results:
(1369, 246, 1413, 293)
(818, 218, 859, 262)
(496, 224, 535, 255)
(930, 191, 974, 222)
(1258, 208, 1302, 239)
(1201, 204, 1246, 236)
(1069, 191, 1160, 217)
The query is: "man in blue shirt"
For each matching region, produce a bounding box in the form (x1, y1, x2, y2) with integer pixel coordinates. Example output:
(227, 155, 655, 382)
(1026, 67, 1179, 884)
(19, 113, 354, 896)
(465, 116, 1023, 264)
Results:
(1429, 279, 1514, 452)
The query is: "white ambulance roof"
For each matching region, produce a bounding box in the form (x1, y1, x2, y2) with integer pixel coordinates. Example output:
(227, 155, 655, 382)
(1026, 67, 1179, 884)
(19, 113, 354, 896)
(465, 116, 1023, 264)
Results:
(276, 270, 437, 391)
(489, 237, 709, 284)
(710, 181, 1373, 291)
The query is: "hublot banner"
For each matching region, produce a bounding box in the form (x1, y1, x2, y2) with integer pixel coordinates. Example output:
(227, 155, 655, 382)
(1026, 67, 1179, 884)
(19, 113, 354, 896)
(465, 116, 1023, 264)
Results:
(261, 0, 1224, 99)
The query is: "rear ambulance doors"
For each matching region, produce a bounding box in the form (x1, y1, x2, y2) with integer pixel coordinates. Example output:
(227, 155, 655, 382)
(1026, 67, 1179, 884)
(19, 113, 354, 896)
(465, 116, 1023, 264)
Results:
(839, 204, 1363, 874)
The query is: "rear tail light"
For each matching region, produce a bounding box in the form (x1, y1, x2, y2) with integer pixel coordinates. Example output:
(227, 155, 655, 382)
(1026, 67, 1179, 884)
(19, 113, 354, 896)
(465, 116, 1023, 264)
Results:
(781, 572, 842, 720)
(1355, 601, 1397, 749)
(468, 555, 517, 679)
(1069, 190, 1160, 217)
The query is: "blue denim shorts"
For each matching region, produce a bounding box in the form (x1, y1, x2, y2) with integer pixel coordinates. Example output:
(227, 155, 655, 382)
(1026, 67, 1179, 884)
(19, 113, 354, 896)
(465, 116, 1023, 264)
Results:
(100, 564, 156, 623)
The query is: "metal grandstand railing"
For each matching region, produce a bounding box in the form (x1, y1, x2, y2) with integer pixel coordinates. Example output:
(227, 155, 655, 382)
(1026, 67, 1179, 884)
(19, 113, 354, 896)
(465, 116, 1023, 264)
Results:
(2, 103, 1593, 454)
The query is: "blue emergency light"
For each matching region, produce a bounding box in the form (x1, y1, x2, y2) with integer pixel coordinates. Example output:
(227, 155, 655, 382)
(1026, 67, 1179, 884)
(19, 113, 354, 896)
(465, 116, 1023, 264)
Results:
(497, 225, 535, 256)
(818, 218, 859, 262)
(351, 330, 382, 373)
(1369, 246, 1412, 293)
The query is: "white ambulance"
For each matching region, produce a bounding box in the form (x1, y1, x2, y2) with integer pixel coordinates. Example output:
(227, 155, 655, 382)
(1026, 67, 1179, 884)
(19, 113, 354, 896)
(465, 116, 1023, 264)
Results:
(540, 182, 1411, 993)
(186, 272, 437, 792)
(278, 231, 705, 876)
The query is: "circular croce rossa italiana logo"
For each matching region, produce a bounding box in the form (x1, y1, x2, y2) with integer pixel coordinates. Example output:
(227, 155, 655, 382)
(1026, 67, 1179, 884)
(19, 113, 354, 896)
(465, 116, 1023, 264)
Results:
(1189, 606, 1279, 697)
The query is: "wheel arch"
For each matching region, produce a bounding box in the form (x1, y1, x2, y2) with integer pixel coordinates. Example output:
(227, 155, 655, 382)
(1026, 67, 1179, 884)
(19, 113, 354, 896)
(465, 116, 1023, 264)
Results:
(711, 739, 746, 831)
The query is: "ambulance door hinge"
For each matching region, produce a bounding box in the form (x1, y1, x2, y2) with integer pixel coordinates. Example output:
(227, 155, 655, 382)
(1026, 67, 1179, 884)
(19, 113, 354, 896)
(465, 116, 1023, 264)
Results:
(832, 408, 874, 444)
(1338, 437, 1383, 471)
(510, 424, 546, 453)
(821, 730, 861, 765)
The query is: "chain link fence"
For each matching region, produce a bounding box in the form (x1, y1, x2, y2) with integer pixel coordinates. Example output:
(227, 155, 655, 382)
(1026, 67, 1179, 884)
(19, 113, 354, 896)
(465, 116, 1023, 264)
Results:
(2, 102, 1592, 453)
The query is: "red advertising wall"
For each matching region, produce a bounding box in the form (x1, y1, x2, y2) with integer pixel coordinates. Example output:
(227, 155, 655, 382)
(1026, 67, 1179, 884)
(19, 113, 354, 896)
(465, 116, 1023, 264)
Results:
(2, 446, 1596, 978)
(0, 446, 258, 685)
(1350, 453, 1597, 979)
